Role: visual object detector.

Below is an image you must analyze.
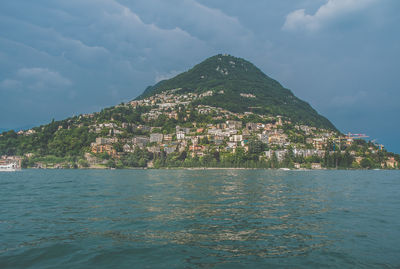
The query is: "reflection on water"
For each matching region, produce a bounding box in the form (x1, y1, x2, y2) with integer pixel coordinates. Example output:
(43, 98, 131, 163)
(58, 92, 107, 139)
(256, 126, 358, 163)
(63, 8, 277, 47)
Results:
(1, 169, 400, 268)
(119, 170, 334, 259)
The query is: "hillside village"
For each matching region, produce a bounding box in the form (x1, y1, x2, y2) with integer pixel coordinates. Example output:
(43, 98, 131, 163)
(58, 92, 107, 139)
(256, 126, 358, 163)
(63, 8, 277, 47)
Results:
(1, 53, 399, 170)
(2, 88, 398, 170)
(90, 89, 335, 162)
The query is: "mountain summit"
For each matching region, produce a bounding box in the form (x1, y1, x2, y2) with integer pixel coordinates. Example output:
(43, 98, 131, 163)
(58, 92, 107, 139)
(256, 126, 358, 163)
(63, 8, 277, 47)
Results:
(137, 54, 336, 130)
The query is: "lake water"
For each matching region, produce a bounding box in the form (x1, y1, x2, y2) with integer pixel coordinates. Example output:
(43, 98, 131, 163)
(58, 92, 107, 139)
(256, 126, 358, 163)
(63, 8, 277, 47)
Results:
(0, 169, 399, 268)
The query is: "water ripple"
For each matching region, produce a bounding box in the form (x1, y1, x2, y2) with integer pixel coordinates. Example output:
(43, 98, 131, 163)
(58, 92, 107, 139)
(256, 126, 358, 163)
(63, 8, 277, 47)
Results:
(0, 169, 399, 268)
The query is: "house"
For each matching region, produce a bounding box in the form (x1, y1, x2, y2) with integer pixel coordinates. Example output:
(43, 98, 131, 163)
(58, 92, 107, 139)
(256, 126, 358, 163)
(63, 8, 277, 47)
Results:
(164, 145, 177, 154)
(242, 129, 251, 138)
(293, 148, 325, 158)
(164, 134, 173, 141)
(176, 131, 185, 140)
(129, 100, 139, 107)
(355, 156, 364, 164)
(191, 137, 199, 145)
(93, 137, 118, 146)
(275, 150, 287, 162)
(134, 136, 150, 148)
(213, 136, 225, 145)
(91, 144, 116, 157)
(231, 135, 243, 142)
(110, 128, 122, 135)
(189, 145, 204, 151)
(138, 125, 151, 132)
(313, 138, 327, 150)
(311, 163, 322, 169)
(176, 126, 191, 134)
(240, 93, 256, 98)
(24, 153, 34, 158)
(123, 144, 134, 153)
(276, 116, 283, 126)
(150, 133, 163, 143)
(99, 122, 117, 129)
(257, 133, 269, 144)
(208, 128, 223, 136)
(189, 144, 206, 157)
(194, 151, 205, 157)
(268, 133, 288, 145)
(306, 138, 314, 144)
(227, 129, 238, 135)
(246, 122, 258, 131)
(385, 157, 398, 168)
(148, 146, 161, 153)
(225, 142, 235, 149)
(216, 123, 227, 129)
(95, 137, 108, 145)
(226, 120, 242, 129)
(264, 150, 273, 159)
(264, 124, 273, 131)
(0, 156, 22, 169)
(167, 112, 178, 120)
(199, 90, 213, 97)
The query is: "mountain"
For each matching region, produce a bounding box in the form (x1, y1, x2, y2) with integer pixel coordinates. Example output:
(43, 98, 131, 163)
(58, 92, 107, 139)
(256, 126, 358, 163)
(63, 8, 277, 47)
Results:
(2, 54, 397, 170)
(137, 54, 336, 130)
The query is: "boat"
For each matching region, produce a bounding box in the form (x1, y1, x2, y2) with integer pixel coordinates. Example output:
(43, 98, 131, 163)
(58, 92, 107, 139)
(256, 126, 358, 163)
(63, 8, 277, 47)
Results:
(0, 163, 19, 172)
(279, 168, 291, 171)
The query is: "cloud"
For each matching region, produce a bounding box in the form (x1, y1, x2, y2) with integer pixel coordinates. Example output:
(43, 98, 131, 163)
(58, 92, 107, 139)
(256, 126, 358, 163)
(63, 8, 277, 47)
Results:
(155, 70, 182, 83)
(173, 0, 254, 47)
(17, 67, 72, 90)
(0, 79, 22, 90)
(1, 0, 399, 153)
(0, 0, 255, 96)
(1, 68, 72, 92)
(283, 0, 378, 32)
(112, 0, 255, 53)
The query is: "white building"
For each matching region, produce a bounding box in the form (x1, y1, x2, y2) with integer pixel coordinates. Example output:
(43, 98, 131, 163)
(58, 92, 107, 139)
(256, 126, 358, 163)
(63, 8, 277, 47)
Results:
(150, 133, 163, 143)
(177, 131, 185, 140)
(231, 135, 243, 142)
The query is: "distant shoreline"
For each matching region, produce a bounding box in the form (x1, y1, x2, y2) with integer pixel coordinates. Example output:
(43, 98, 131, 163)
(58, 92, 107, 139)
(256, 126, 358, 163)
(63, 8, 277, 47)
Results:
(20, 167, 393, 171)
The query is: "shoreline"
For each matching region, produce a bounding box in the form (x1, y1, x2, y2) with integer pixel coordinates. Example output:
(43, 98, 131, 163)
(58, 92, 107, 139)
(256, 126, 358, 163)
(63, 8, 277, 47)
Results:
(19, 167, 395, 171)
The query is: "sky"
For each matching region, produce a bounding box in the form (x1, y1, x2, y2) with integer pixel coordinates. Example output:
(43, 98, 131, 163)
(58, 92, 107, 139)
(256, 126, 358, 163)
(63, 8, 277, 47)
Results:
(1, 0, 399, 152)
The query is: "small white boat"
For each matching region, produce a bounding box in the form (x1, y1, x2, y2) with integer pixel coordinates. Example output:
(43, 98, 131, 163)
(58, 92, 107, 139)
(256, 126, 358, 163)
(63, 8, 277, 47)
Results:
(279, 168, 291, 171)
(0, 163, 19, 172)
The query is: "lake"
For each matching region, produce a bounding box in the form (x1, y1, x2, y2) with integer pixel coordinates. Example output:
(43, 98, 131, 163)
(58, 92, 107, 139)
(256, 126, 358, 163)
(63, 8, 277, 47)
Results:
(1, 169, 399, 268)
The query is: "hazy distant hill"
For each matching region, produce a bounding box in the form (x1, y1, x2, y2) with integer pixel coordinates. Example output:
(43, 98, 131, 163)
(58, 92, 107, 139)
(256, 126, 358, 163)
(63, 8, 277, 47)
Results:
(137, 54, 336, 130)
